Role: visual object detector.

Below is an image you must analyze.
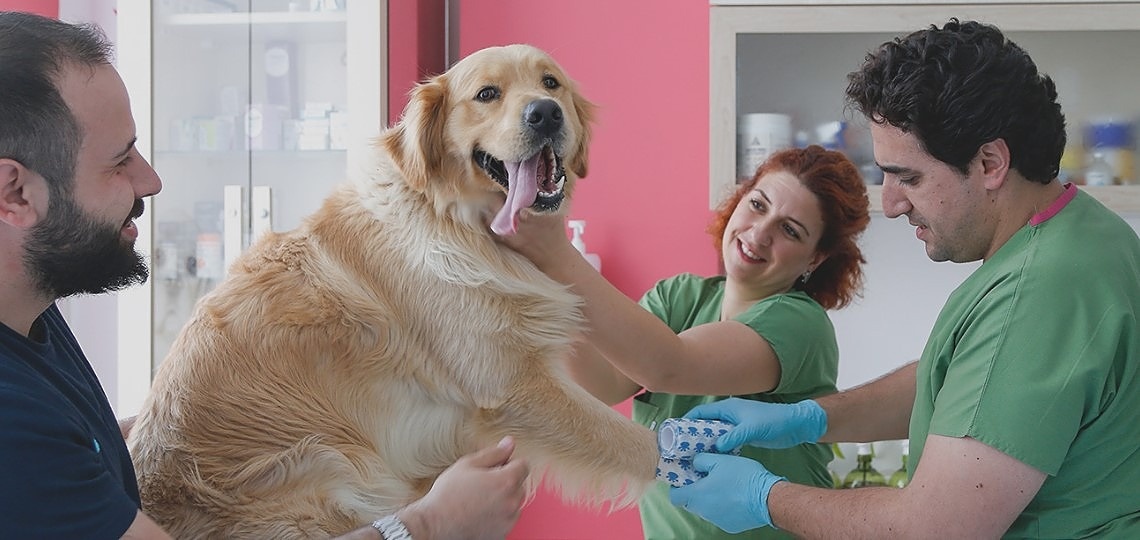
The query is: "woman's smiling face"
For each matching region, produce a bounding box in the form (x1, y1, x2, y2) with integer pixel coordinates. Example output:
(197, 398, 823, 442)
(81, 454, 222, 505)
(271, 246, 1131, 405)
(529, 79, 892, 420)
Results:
(721, 169, 826, 295)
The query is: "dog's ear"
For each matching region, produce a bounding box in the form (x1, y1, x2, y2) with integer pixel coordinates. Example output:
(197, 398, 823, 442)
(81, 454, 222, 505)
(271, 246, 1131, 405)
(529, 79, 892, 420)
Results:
(567, 88, 595, 179)
(381, 76, 448, 191)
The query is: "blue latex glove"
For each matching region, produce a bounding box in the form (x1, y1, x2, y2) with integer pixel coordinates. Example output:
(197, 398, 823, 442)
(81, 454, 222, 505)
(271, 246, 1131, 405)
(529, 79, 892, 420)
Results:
(684, 397, 826, 452)
(669, 453, 786, 533)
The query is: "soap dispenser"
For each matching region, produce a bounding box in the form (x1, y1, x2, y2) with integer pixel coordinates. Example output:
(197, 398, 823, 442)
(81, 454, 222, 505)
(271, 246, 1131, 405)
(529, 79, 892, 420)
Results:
(568, 220, 602, 272)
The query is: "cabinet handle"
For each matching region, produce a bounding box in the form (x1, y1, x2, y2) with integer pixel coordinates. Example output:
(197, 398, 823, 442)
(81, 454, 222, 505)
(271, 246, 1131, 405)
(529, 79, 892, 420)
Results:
(251, 186, 273, 245)
(223, 184, 245, 276)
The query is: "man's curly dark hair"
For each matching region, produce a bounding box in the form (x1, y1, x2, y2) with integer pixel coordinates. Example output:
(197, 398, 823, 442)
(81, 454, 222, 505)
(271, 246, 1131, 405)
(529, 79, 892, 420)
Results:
(845, 18, 1067, 184)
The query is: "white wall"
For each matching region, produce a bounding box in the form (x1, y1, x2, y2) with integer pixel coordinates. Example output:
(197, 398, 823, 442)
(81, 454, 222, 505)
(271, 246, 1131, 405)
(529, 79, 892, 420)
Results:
(830, 215, 978, 390)
(54, 0, 124, 414)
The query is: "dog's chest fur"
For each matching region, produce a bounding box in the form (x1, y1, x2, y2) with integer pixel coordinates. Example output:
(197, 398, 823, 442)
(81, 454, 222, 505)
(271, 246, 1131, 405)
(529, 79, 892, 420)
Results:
(241, 172, 584, 406)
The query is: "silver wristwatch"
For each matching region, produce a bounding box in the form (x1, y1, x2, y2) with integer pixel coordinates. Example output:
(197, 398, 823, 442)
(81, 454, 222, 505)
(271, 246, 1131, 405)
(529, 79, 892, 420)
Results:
(371, 514, 413, 540)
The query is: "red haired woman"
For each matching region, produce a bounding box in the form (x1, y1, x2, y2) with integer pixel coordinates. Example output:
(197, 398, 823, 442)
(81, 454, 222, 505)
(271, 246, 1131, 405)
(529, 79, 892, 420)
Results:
(499, 145, 870, 539)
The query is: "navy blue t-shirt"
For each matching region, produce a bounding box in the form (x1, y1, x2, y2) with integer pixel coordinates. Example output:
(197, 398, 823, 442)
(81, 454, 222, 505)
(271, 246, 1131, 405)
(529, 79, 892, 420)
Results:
(0, 304, 140, 538)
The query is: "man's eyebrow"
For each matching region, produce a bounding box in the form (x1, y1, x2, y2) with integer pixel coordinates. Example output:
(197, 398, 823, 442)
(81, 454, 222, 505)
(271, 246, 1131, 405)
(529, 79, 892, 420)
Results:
(878, 163, 912, 175)
(112, 138, 137, 160)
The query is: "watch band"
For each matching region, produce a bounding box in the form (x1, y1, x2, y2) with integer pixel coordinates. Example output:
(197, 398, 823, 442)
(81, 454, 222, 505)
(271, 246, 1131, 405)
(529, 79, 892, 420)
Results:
(371, 514, 413, 540)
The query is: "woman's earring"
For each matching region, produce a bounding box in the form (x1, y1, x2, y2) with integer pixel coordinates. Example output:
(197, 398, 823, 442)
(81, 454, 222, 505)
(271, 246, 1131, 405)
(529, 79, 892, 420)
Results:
(801, 269, 813, 283)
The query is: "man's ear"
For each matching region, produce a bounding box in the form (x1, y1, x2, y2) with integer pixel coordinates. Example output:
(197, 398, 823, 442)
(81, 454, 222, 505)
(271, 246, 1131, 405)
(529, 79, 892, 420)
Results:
(0, 159, 46, 228)
(977, 139, 1011, 191)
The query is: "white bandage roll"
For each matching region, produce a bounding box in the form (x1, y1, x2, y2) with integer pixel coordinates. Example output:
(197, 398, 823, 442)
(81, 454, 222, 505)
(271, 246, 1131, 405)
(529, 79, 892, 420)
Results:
(656, 456, 701, 488)
(655, 418, 741, 487)
(657, 418, 736, 460)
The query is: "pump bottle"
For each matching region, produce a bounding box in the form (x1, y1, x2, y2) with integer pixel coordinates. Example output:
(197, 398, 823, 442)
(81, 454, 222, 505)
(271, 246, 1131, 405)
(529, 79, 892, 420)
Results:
(568, 220, 601, 272)
(842, 442, 886, 488)
(888, 440, 910, 488)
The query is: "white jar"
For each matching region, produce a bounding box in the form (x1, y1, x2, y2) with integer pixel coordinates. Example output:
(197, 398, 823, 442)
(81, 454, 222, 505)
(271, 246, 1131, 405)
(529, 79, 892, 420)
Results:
(737, 113, 792, 184)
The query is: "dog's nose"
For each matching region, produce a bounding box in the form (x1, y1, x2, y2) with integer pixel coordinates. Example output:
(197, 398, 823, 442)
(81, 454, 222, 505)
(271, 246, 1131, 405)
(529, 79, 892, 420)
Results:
(523, 99, 563, 137)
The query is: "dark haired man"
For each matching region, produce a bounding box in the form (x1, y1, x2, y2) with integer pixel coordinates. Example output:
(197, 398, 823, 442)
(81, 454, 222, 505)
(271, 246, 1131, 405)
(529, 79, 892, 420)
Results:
(671, 19, 1140, 538)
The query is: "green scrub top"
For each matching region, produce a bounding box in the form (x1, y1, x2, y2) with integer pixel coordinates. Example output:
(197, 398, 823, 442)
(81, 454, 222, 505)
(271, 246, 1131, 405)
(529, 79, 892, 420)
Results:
(633, 274, 838, 539)
(910, 188, 1140, 538)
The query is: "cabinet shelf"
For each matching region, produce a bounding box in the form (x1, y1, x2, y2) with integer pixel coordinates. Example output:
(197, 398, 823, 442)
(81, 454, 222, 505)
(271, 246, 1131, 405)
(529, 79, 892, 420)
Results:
(163, 10, 347, 42)
(864, 185, 1140, 214)
(710, 2, 1140, 213)
(155, 149, 346, 159)
(165, 11, 347, 26)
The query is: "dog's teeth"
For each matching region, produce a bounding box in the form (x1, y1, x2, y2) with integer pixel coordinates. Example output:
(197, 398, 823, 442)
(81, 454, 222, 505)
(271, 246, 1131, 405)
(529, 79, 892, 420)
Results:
(537, 174, 565, 198)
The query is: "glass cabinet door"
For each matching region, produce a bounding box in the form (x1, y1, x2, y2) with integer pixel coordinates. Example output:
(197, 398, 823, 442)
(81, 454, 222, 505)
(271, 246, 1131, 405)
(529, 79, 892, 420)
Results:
(149, 0, 352, 372)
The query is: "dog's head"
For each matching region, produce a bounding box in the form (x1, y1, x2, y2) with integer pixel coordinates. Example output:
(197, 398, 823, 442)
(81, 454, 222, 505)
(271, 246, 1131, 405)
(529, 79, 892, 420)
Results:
(380, 44, 594, 234)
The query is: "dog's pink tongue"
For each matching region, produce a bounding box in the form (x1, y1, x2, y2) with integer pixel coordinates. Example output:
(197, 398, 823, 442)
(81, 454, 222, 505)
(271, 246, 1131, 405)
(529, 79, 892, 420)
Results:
(490, 154, 540, 236)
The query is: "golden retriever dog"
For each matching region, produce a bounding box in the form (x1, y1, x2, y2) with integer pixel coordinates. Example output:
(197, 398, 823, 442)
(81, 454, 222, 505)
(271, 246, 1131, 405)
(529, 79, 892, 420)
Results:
(127, 44, 658, 538)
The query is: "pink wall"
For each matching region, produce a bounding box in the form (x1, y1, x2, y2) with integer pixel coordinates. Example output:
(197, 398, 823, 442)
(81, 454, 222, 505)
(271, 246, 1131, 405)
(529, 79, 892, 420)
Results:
(386, 0, 446, 127)
(0, 0, 56, 17)
(456, 1, 713, 538)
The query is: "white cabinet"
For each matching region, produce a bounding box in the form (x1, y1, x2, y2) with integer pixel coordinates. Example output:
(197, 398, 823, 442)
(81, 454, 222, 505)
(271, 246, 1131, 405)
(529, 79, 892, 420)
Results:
(114, 0, 387, 414)
(710, 1, 1140, 212)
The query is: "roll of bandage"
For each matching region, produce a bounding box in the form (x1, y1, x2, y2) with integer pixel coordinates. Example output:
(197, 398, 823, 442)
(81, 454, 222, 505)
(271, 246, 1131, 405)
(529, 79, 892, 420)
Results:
(657, 418, 737, 460)
(656, 456, 701, 488)
(655, 418, 741, 487)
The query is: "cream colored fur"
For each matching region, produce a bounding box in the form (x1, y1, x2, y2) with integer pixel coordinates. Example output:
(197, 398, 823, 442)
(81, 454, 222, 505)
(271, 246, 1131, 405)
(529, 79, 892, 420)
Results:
(127, 44, 658, 539)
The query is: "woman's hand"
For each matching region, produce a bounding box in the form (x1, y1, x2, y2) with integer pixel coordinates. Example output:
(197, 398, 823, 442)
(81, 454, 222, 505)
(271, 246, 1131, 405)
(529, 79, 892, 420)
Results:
(493, 209, 580, 273)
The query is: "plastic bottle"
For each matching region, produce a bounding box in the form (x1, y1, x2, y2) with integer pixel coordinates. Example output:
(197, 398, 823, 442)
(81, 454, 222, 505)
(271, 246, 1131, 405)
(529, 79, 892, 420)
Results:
(1085, 119, 1135, 185)
(568, 220, 601, 272)
(888, 440, 909, 488)
(842, 442, 886, 488)
(1085, 150, 1115, 186)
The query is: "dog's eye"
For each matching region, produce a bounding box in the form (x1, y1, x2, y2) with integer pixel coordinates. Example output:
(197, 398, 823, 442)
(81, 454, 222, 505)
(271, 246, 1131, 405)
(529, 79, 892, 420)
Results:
(542, 75, 560, 90)
(475, 86, 500, 102)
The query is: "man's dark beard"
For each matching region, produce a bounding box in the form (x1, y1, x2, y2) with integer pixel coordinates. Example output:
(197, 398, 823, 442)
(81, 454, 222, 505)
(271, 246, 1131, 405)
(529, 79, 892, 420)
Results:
(23, 193, 149, 298)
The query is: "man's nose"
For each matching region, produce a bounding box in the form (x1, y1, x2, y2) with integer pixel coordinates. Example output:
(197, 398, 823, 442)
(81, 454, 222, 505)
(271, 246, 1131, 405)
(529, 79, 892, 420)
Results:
(133, 156, 162, 198)
(880, 181, 910, 219)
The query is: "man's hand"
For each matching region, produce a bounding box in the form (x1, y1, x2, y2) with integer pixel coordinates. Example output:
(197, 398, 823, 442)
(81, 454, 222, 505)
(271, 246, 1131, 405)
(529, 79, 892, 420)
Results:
(669, 453, 785, 533)
(684, 398, 826, 451)
(399, 437, 529, 540)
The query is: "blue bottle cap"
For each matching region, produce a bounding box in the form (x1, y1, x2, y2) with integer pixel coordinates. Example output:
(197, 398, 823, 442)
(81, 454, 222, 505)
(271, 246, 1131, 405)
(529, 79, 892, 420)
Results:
(1085, 121, 1133, 149)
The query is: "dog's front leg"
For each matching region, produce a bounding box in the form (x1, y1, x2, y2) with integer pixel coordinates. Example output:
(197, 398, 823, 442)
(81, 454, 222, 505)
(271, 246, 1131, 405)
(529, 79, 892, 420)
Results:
(478, 371, 658, 508)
